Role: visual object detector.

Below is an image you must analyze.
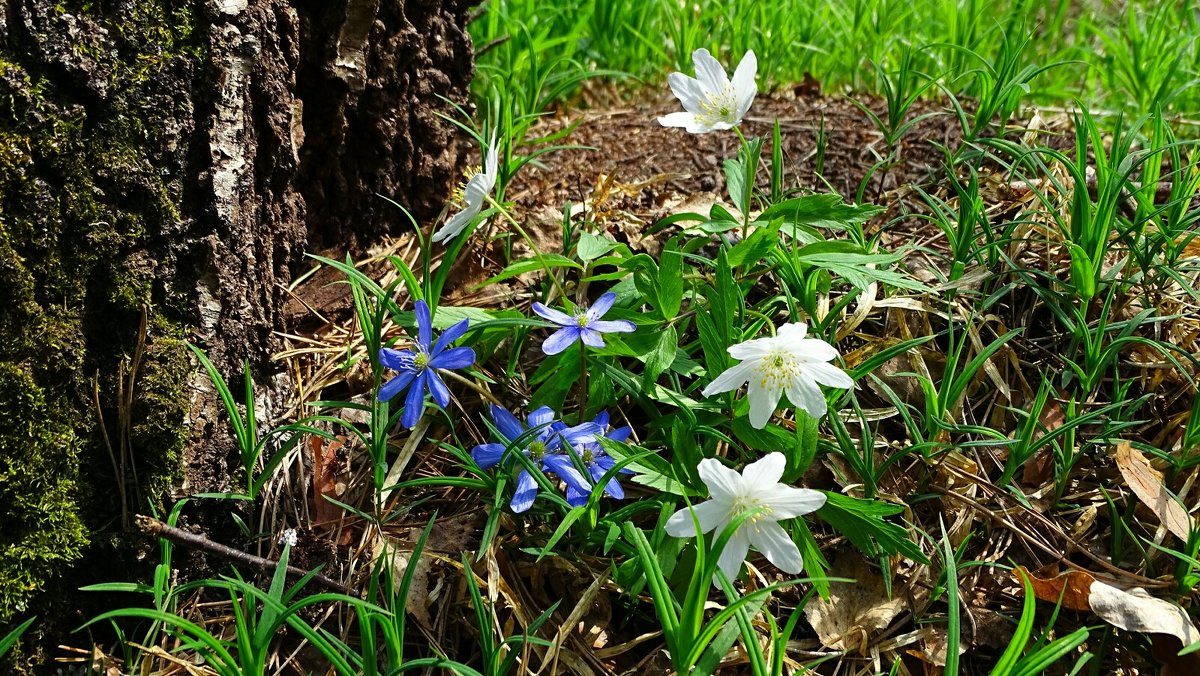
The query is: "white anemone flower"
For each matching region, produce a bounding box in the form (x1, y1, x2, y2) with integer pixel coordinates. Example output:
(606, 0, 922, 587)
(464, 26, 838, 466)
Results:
(665, 453, 826, 584)
(702, 322, 853, 428)
(432, 131, 499, 244)
(658, 48, 757, 134)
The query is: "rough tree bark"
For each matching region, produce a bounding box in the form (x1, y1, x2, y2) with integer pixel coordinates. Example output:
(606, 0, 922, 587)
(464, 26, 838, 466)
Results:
(0, 0, 474, 657)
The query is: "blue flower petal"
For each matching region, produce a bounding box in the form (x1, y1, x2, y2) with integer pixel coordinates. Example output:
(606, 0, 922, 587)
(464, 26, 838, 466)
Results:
(491, 405, 526, 443)
(585, 292, 617, 321)
(510, 470, 539, 513)
(592, 411, 610, 432)
(415, 299, 433, 351)
(426, 370, 451, 408)
(471, 443, 507, 470)
(400, 370, 428, 428)
(542, 327, 581, 355)
(544, 454, 593, 503)
(432, 318, 470, 355)
(579, 328, 606, 349)
(607, 426, 632, 443)
(379, 348, 416, 371)
(527, 406, 556, 431)
(429, 346, 475, 370)
(378, 370, 416, 403)
(531, 302, 574, 326)
(590, 319, 636, 334)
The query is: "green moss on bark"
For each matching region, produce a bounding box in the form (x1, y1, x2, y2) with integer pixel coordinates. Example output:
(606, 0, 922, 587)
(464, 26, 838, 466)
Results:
(0, 365, 88, 622)
(0, 0, 200, 626)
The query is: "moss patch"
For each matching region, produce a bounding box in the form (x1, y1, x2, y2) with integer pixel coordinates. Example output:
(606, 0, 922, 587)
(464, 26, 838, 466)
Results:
(0, 0, 200, 629)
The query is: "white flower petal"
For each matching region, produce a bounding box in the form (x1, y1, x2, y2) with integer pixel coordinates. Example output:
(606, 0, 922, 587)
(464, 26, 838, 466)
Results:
(727, 335, 782, 360)
(746, 378, 781, 429)
(697, 458, 744, 502)
(483, 130, 500, 183)
(741, 452, 785, 486)
(657, 111, 698, 129)
(794, 337, 840, 362)
(666, 72, 706, 113)
(748, 520, 804, 574)
(730, 50, 758, 119)
(785, 373, 827, 418)
(665, 499, 731, 537)
(691, 48, 730, 93)
(431, 206, 478, 244)
(701, 360, 756, 396)
(804, 360, 854, 388)
(715, 528, 751, 585)
(776, 322, 808, 340)
(763, 485, 827, 520)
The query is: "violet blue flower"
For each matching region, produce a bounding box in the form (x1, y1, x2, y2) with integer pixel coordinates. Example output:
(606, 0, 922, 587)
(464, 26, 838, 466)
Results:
(378, 299, 476, 429)
(471, 405, 600, 512)
(531, 292, 636, 355)
(543, 411, 634, 507)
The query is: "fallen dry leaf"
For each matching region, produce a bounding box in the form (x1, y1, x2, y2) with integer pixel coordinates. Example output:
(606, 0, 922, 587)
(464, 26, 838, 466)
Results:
(1089, 580, 1200, 647)
(804, 551, 906, 652)
(1013, 567, 1094, 612)
(1115, 441, 1194, 541)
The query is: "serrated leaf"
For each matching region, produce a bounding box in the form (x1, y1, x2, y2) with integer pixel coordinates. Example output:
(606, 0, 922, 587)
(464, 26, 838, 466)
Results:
(760, 193, 884, 230)
(643, 325, 678, 386)
(657, 242, 684, 319)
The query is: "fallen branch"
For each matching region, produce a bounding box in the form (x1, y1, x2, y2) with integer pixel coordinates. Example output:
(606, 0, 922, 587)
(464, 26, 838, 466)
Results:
(135, 515, 351, 594)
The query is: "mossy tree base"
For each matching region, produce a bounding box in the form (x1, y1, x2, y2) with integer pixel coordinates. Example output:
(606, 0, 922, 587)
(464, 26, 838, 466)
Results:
(0, 0, 474, 666)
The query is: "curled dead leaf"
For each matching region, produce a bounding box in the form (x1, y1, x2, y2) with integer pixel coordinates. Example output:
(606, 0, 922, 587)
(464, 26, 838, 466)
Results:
(1115, 441, 1194, 541)
(804, 552, 905, 652)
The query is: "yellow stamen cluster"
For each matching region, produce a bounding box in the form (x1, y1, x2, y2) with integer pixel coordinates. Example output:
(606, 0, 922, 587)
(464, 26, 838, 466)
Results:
(451, 165, 483, 205)
(755, 351, 801, 391)
(696, 84, 739, 127)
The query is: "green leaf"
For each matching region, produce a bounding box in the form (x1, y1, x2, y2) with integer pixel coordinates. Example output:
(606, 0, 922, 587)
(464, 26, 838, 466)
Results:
(657, 241, 684, 319)
(794, 242, 929, 292)
(643, 326, 678, 386)
(479, 254, 581, 287)
(818, 492, 928, 563)
(761, 193, 884, 230)
(731, 418, 794, 452)
(726, 219, 782, 268)
(577, 231, 616, 262)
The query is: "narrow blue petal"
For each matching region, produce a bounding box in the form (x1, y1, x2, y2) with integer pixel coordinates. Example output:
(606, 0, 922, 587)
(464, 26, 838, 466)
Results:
(592, 411, 610, 432)
(415, 299, 433, 350)
(579, 328, 606, 349)
(426, 371, 451, 408)
(604, 476, 625, 500)
(590, 319, 636, 334)
(564, 485, 588, 507)
(585, 292, 617, 321)
(378, 370, 416, 403)
(559, 422, 601, 448)
(491, 405, 526, 443)
(531, 302, 574, 326)
(432, 318, 470, 355)
(471, 443, 507, 469)
(527, 406, 556, 430)
(400, 371, 428, 428)
(379, 348, 415, 371)
(429, 346, 475, 370)
(510, 470, 539, 513)
(544, 455, 593, 499)
(607, 426, 632, 443)
(542, 328, 581, 355)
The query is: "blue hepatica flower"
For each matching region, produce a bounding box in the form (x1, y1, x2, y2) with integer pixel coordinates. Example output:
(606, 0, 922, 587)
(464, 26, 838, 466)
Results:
(543, 411, 635, 507)
(471, 405, 600, 512)
(378, 300, 476, 429)
(531, 291, 636, 355)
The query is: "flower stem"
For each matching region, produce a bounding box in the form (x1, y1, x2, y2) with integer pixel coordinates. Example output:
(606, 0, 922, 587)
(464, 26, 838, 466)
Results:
(577, 340, 589, 420)
(733, 125, 753, 240)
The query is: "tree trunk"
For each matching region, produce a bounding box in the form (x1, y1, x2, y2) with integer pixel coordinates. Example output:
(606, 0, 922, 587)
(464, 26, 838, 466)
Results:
(0, 0, 474, 654)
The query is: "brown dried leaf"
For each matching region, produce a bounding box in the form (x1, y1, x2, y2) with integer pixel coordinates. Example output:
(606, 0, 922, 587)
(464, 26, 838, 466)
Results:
(1089, 580, 1200, 646)
(1115, 441, 1194, 541)
(1012, 567, 1094, 612)
(804, 552, 905, 652)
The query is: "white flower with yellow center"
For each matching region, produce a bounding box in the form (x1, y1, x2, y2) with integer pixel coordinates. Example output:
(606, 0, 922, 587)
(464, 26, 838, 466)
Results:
(702, 322, 853, 428)
(658, 48, 757, 134)
(432, 131, 499, 244)
(665, 453, 826, 584)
